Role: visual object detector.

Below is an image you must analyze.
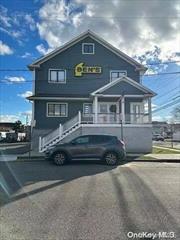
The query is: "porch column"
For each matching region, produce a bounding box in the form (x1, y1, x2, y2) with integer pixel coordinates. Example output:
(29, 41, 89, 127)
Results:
(148, 97, 152, 123)
(94, 95, 98, 123)
(121, 96, 125, 123)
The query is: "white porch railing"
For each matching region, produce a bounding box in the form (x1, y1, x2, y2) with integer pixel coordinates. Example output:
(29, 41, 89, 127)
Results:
(39, 111, 151, 152)
(62, 112, 80, 134)
(81, 113, 151, 124)
(39, 112, 81, 152)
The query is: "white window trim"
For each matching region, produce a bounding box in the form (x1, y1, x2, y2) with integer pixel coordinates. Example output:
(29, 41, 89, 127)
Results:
(82, 43, 95, 55)
(83, 103, 93, 116)
(46, 102, 68, 117)
(130, 102, 144, 124)
(130, 102, 144, 114)
(110, 70, 127, 82)
(48, 69, 66, 84)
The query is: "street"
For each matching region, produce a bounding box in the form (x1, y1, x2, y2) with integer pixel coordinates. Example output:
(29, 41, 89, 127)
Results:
(0, 161, 180, 240)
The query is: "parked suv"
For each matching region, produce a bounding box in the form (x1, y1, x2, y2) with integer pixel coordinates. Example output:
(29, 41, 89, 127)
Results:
(45, 135, 126, 166)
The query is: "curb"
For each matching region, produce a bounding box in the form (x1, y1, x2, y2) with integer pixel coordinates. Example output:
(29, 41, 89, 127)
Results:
(133, 159, 180, 163)
(15, 157, 180, 163)
(16, 156, 46, 162)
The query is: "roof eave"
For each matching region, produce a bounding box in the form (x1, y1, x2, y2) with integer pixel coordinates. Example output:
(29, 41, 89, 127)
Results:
(28, 64, 41, 71)
(28, 30, 146, 70)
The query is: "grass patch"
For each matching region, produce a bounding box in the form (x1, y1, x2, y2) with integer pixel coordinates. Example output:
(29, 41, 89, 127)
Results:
(153, 146, 180, 154)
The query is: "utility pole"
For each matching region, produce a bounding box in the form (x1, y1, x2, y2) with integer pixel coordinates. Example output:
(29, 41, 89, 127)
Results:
(171, 124, 174, 148)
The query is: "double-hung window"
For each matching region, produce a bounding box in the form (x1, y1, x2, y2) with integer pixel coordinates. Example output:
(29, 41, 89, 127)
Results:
(49, 69, 66, 83)
(110, 70, 127, 82)
(82, 43, 95, 54)
(47, 103, 68, 117)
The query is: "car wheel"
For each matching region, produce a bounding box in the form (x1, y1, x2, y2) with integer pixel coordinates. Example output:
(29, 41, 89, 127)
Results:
(104, 152, 118, 166)
(53, 152, 67, 166)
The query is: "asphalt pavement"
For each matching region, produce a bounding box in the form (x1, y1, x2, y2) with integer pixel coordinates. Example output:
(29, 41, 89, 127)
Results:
(0, 161, 180, 240)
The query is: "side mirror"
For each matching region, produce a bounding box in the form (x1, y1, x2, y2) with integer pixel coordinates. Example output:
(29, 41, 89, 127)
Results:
(71, 141, 76, 145)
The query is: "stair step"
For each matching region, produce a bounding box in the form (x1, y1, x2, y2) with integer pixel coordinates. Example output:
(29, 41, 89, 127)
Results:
(42, 123, 81, 152)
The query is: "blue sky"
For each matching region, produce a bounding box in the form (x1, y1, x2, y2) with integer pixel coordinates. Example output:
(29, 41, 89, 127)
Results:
(0, 0, 180, 124)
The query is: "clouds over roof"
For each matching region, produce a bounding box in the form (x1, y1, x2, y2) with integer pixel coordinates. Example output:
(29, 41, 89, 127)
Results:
(36, 0, 180, 63)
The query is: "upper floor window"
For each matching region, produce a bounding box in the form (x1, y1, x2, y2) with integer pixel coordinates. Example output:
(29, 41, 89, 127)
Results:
(82, 43, 95, 54)
(49, 69, 66, 83)
(110, 70, 127, 82)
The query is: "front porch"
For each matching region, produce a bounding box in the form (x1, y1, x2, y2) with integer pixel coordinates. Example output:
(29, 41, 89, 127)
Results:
(38, 76, 155, 153)
(39, 109, 152, 153)
(82, 94, 152, 125)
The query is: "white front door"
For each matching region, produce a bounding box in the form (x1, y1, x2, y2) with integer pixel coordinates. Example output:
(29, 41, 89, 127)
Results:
(130, 102, 143, 123)
(98, 102, 118, 123)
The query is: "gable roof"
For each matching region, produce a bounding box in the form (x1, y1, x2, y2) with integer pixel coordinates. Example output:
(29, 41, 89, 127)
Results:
(28, 30, 147, 72)
(91, 76, 156, 96)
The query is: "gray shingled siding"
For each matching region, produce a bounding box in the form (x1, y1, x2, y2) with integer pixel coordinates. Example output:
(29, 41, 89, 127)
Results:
(34, 97, 143, 129)
(35, 36, 140, 96)
(34, 100, 86, 129)
(102, 81, 145, 95)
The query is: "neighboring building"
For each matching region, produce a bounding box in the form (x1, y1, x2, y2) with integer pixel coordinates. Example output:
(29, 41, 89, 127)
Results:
(172, 124, 180, 141)
(152, 121, 170, 137)
(0, 122, 14, 132)
(27, 30, 156, 153)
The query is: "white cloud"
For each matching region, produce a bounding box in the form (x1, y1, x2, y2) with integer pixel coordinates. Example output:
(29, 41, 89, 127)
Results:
(36, 0, 180, 64)
(0, 111, 32, 124)
(0, 5, 36, 44)
(21, 110, 32, 117)
(152, 115, 173, 122)
(145, 68, 158, 75)
(21, 52, 32, 58)
(0, 26, 22, 40)
(24, 14, 36, 31)
(0, 41, 13, 55)
(36, 43, 53, 55)
(18, 91, 32, 98)
(0, 5, 11, 27)
(4, 76, 25, 83)
(0, 114, 19, 123)
(144, 103, 157, 112)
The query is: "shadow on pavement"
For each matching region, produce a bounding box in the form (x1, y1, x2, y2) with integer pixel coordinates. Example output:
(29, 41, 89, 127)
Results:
(0, 160, 127, 206)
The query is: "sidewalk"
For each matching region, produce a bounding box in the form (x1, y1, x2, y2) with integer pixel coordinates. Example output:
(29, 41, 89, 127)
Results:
(1, 151, 180, 162)
(136, 154, 180, 161)
(16, 151, 45, 161)
(0, 155, 19, 162)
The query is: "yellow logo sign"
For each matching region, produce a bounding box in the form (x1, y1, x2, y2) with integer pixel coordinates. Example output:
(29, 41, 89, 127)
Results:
(75, 62, 102, 77)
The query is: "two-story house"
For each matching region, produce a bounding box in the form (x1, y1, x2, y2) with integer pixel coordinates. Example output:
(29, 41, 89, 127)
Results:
(28, 30, 156, 153)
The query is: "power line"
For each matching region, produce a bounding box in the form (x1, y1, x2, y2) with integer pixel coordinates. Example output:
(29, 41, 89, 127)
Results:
(144, 71, 180, 77)
(154, 87, 180, 100)
(152, 98, 180, 113)
(0, 60, 179, 72)
(156, 94, 180, 106)
(0, 71, 180, 84)
(144, 61, 180, 66)
(142, 72, 179, 90)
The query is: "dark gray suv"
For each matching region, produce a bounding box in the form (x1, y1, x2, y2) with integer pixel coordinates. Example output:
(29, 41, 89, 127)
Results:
(45, 135, 126, 166)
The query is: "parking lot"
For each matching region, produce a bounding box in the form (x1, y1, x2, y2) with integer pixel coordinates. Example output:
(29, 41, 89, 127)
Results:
(0, 161, 180, 240)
